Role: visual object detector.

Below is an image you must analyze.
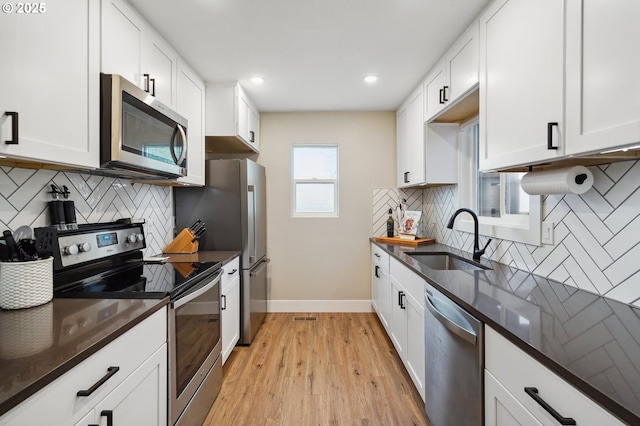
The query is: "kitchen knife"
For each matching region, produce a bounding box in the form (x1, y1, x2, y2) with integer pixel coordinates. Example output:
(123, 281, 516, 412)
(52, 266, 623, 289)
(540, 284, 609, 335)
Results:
(189, 219, 201, 231)
(3, 230, 21, 262)
(192, 226, 206, 241)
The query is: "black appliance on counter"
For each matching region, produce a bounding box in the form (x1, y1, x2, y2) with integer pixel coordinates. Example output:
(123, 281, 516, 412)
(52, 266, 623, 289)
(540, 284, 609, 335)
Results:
(174, 158, 269, 345)
(36, 219, 223, 426)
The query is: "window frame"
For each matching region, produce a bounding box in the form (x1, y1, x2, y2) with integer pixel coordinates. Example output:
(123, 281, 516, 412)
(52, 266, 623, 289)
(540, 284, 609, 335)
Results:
(456, 118, 542, 246)
(291, 144, 339, 218)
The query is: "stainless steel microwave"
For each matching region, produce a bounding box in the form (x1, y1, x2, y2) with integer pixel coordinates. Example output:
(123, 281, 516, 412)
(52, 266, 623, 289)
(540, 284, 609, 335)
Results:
(100, 73, 187, 179)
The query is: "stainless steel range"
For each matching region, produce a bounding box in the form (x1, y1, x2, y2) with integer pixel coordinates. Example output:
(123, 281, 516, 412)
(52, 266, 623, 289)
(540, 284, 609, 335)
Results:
(36, 219, 223, 425)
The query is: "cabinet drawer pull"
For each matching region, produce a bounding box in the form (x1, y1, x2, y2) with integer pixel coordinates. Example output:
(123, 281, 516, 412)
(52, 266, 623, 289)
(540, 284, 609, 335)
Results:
(76, 366, 120, 397)
(547, 122, 559, 150)
(100, 410, 114, 426)
(442, 85, 449, 102)
(228, 268, 238, 275)
(374, 253, 381, 258)
(524, 387, 576, 425)
(4, 111, 19, 145)
(221, 294, 227, 310)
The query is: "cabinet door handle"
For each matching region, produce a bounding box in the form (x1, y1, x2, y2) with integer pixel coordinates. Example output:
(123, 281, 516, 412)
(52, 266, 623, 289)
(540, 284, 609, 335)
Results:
(221, 294, 227, 310)
(143, 73, 150, 93)
(438, 88, 445, 104)
(76, 366, 120, 397)
(100, 410, 114, 426)
(249, 130, 255, 143)
(403, 171, 410, 183)
(524, 387, 576, 425)
(150, 78, 156, 97)
(442, 85, 449, 102)
(374, 265, 380, 278)
(4, 112, 18, 145)
(547, 122, 559, 150)
(398, 291, 406, 309)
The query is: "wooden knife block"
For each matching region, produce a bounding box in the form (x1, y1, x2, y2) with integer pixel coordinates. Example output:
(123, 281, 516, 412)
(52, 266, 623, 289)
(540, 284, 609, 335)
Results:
(163, 228, 199, 254)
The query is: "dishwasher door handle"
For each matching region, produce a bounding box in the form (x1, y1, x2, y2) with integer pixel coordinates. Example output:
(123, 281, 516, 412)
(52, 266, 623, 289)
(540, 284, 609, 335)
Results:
(425, 293, 477, 345)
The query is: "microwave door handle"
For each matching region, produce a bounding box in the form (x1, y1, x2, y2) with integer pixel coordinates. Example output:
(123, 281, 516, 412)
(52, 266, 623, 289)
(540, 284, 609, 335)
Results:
(248, 185, 256, 264)
(170, 124, 188, 166)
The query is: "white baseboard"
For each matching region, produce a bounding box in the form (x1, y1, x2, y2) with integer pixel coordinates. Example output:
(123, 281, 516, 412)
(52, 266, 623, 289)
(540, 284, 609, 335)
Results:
(267, 299, 373, 313)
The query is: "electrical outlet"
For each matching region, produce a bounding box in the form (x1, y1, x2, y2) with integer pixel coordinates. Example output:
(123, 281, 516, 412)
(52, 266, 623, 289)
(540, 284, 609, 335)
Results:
(542, 221, 554, 245)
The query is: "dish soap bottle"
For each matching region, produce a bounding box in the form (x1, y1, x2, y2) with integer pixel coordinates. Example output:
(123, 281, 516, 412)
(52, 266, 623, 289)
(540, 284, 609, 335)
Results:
(386, 209, 394, 237)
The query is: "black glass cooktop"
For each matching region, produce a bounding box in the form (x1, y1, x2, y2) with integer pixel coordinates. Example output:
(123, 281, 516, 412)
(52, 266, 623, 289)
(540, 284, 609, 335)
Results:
(54, 260, 221, 300)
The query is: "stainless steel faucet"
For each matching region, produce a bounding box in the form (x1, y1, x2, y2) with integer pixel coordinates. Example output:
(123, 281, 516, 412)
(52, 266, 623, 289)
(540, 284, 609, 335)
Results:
(446, 208, 492, 261)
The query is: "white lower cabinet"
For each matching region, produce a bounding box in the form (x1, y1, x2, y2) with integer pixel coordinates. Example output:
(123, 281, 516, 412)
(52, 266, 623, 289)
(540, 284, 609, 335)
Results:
(371, 243, 391, 332)
(0, 308, 167, 426)
(387, 256, 426, 401)
(485, 326, 624, 426)
(221, 256, 241, 364)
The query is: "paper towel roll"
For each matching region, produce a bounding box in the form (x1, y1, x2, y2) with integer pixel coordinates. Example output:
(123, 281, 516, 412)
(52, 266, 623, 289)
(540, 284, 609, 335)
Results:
(521, 166, 594, 195)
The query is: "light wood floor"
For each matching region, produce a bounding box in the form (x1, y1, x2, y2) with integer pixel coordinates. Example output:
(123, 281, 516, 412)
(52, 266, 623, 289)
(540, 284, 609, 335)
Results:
(203, 312, 431, 426)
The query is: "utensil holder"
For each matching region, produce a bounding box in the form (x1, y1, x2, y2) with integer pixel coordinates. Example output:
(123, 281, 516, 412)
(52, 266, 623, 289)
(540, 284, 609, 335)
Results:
(0, 257, 53, 310)
(162, 229, 199, 254)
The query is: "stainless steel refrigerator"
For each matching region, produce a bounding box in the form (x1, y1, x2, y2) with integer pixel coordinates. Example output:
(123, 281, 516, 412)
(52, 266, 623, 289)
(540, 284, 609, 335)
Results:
(174, 159, 268, 344)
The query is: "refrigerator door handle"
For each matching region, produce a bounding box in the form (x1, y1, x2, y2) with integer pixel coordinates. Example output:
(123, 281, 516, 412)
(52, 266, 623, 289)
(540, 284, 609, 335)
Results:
(248, 184, 257, 264)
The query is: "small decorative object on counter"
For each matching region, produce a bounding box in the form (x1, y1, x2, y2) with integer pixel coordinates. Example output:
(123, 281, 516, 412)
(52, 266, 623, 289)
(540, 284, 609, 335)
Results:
(399, 210, 422, 240)
(386, 209, 394, 237)
(0, 256, 53, 310)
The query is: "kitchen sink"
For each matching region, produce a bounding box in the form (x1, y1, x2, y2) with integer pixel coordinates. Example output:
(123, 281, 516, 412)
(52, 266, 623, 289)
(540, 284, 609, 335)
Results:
(408, 252, 491, 271)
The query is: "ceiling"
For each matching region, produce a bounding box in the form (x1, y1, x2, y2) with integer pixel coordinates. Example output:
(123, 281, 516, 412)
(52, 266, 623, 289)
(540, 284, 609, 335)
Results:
(129, 0, 490, 112)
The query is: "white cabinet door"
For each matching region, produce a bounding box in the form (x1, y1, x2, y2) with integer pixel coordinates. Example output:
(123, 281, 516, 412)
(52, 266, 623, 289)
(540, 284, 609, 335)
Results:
(389, 276, 408, 358)
(446, 22, 479, 105)
(249, 108, 260, 151)
(405, 292, 425, 401)
(371, 259, 391, 331)
(101, 0, 145, 88)
(237, 89, 251, 144)
(479, 0, 564, 171)
(0, 0, 99, 168)
(221, 275, 240, 364)
(485, 370, 542, 426)
(397, 86, 425, 188)
(565, 0, 640, 155)
(146, 29, 178, 108)
(175, 60, 205, 186)
(423, 62, 447, 122)
(91, 345, 167, 426)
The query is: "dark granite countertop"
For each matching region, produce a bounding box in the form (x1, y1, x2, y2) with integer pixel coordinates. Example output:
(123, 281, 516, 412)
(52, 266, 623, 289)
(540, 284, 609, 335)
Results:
(0, 297, 167, 416)
(371, 239, 640, 425)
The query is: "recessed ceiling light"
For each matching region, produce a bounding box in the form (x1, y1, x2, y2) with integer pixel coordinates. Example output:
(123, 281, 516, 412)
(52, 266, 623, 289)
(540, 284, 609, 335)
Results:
(251, 77, 265, 85)
(364, 75, 378, 83)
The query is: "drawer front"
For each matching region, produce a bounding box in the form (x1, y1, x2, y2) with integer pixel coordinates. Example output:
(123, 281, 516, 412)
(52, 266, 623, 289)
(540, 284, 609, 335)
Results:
(485, 326, 624, 426)
(371, 243, 389, 270)
(389, 257, 424, 307)
(221, 256, 240, 289)
(0, 307, 167, 425)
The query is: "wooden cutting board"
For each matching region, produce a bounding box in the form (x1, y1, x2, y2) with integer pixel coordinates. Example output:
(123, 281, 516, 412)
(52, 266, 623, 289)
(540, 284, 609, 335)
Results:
(374, 236, 435, 246)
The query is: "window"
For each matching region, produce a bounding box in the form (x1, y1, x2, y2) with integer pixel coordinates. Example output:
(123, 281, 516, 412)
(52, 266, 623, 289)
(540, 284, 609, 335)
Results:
(292, 145, 339, 217)
(458, 119, 541, 245)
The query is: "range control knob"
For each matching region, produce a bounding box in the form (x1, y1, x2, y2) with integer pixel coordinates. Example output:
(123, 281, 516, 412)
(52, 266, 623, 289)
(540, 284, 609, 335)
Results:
(78, 242, 91, 253)
(127, 234, 137, 243)
(136, 233, 144, 242)
(63, 245, 79, 255)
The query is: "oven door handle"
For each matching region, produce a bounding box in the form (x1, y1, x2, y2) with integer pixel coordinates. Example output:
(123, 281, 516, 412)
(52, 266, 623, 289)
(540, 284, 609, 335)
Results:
(173, 272, 221, 309)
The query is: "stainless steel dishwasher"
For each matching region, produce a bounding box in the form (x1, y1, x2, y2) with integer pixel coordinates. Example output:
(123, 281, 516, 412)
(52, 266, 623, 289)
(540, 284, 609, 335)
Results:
(425, 283, 483, 426)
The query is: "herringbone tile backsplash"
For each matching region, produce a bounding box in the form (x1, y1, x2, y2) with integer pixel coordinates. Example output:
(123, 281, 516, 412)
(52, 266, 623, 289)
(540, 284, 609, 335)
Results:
(0, 167, 173, 257)
(373, 160, 640, 307)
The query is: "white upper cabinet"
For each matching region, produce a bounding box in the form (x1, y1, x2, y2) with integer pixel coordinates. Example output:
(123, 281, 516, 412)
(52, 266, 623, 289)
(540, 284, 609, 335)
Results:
(102, 0, 178, 108)
(478, 0, 565, 171)
(396, 86, 425, 187)
(205, 82, 260, 154)
(175, 60, 206, 186)
(0, 0, 100, 168)
(565, 0, 640, 155)
(424, 22, 479, 122)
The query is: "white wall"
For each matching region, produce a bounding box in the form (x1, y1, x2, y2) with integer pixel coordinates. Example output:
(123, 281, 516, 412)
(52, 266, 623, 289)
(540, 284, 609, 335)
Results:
(258, 112, 396, 311)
